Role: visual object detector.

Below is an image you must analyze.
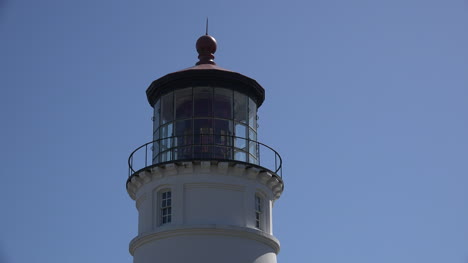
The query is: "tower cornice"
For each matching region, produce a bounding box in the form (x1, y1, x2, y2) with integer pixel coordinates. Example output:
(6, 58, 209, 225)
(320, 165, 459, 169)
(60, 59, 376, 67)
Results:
(126, 161, 283, 201)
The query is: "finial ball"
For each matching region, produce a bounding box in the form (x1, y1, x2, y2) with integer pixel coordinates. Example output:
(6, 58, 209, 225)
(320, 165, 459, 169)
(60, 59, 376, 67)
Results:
(196, 35, 217, 55)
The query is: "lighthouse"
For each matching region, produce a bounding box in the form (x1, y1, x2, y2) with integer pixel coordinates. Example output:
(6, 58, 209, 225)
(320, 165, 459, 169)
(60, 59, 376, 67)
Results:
(126, 33, 284, 263)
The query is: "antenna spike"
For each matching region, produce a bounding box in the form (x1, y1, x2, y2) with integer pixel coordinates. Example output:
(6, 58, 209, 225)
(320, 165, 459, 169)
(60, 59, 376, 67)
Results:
(206, 17, 209, 35)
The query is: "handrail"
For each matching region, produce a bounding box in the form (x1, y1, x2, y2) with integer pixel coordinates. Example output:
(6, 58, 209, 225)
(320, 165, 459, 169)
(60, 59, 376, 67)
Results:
(128, 134, 282, 178)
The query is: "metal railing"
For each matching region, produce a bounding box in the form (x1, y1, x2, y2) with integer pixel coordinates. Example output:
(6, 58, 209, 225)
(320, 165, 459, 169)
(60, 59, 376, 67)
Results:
(128, 134, 282, 178)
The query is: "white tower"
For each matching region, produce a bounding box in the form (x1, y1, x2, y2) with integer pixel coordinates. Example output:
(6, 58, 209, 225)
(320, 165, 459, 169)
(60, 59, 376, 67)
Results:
(126, 34, 284, 263)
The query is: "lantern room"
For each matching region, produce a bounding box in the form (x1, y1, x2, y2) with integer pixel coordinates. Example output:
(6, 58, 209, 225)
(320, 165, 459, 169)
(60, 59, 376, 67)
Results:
(146, 35, 267, 167)
(151, 86, 259, 163)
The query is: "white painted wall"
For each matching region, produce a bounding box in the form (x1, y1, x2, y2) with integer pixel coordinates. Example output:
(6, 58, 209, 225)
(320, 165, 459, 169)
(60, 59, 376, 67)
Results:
(133, 233, 278, 263)
(128, 161, 283, 263)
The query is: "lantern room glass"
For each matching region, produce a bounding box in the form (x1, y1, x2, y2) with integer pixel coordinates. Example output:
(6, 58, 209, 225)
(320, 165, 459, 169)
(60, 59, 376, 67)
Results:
(152, 87, 258, 165)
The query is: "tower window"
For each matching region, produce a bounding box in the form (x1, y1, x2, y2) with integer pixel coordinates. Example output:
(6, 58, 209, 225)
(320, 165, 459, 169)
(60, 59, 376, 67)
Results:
(160, 190, 172, 225)
(255, 195, 263, 229)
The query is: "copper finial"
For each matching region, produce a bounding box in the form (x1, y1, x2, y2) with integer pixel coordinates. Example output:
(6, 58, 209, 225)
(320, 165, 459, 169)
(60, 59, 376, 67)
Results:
(196, 25, 217, 65)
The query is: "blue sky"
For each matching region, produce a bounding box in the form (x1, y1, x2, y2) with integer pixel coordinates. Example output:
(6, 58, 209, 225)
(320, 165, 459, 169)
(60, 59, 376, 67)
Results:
(1, 0, 467, 262)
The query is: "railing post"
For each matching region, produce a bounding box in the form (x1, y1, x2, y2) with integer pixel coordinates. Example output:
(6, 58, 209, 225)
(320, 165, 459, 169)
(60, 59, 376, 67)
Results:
(129, 155, 133, 177)
(145, 144, 148, 167)
(275, 154, 277, 174)
(258, 142, 261, 165)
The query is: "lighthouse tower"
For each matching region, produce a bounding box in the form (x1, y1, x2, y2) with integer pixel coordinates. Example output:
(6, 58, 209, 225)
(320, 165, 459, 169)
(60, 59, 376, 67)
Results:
(126, 34, 284, 263)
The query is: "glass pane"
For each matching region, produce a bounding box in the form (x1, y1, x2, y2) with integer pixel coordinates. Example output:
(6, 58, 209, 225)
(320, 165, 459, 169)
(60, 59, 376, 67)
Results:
(214, 88, 232, 119)
(194, 119, 213, 144)
(152, 140, 160, 164)
(214, 119, 232, 145)
(248, 98, 257, 130)
(168, 151, 173, 162)
(160, 150, 171, 162)
(249, 134, 258, 158)
(249, 153, 258, 164)
(160, 128, 173, 162)
(235, 123, 247, 149)
(234, 91, 247, 124)
(213, 146, 232, 159)
(248, 128, 258, 163)
(249, 127, 257, 141)
(194, 87, 213, 117)
(175, 88, 193, 119)
(160, 135, 173, 152)
(234, 150, 247, 162)
(175, 146, 192, 160)
(153, 129, 160, 164)
(193, 146, 212, 159)
(175, 120, 193, 137)
(175, 120, 192, 159)
(153, 99, 161, 133)
(160, 123, 173, 140)
(153, 129, 160, 141)
(161, 93, 174, 124)
(249, 141, 257, 157)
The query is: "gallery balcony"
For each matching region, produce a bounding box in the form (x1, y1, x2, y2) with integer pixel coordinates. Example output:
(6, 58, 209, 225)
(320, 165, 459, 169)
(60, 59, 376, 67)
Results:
(128, 134, 282, 181)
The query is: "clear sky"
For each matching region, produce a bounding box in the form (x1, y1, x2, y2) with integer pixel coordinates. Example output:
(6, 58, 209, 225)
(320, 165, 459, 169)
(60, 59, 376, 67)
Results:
(1, 0, 467, 262)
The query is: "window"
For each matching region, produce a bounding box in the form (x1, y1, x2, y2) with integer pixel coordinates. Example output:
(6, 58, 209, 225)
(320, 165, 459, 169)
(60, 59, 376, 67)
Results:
(255, 195, 263, 229)
(160, 190, 172, 225)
